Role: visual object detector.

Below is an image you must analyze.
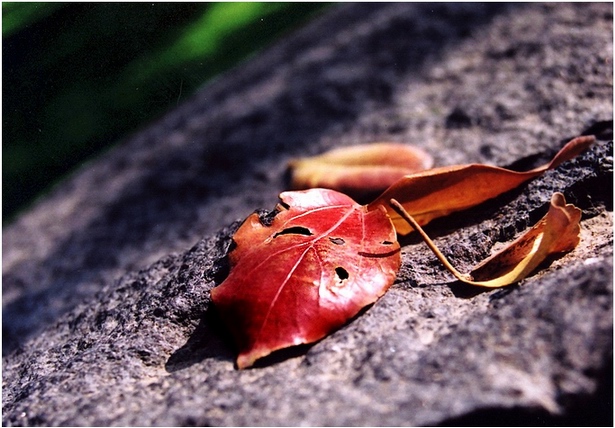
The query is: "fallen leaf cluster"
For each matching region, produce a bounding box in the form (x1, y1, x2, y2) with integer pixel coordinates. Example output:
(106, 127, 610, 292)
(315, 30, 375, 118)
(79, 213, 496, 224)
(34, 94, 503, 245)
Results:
(211, 135, 595, 368)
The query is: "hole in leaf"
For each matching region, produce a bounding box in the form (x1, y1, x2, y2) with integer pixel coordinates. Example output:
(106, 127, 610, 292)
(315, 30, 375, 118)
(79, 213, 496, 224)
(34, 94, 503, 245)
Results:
(329, 237, 345, 245)
(382, 240, 394, 245)
(273, 226, 313, 238)
(335, 267, 349, 281)
(256, 208, 280, 227)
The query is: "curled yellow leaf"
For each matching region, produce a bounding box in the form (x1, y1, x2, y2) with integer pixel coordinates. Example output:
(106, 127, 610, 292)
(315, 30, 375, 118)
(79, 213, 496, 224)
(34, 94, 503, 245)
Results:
(389, 193, 582, 288)
(371, 136, 595, 235)
(289, 143, 433, 201)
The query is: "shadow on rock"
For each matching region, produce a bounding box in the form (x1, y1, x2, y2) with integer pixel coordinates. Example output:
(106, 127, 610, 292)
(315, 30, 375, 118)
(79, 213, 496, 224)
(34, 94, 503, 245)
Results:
(166, 309, 235, 372)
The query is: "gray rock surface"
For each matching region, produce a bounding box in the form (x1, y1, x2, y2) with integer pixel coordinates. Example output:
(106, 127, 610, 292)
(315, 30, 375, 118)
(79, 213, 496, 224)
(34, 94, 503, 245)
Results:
(3, 3, 613, 426)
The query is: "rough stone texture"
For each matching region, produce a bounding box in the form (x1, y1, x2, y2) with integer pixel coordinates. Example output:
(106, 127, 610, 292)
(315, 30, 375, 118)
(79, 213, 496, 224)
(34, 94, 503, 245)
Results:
(3, 3, 613, 426)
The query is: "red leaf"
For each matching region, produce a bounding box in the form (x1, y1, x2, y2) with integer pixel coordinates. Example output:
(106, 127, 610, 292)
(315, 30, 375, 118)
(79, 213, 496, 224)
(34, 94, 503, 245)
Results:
(211, 188, 400, 368)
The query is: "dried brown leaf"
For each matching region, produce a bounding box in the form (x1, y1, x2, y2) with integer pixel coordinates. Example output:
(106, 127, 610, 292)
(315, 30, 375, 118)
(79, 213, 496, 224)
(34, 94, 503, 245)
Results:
(289, 143, 433, 200)
(389, 192, 582, 287)
(371, 136, 594, 235)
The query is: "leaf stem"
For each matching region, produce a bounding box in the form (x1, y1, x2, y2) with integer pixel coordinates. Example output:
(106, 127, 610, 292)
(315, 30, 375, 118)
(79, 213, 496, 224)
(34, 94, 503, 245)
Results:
(388, 198, 473, 284)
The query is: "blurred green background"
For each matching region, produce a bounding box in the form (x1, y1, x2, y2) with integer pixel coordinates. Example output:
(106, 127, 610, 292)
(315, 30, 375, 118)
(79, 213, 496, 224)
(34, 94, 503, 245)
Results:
(3, 2, 330, 224)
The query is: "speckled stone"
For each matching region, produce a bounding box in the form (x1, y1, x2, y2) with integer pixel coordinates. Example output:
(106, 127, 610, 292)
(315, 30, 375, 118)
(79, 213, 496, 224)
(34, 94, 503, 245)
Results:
(3, 3, 612, 426)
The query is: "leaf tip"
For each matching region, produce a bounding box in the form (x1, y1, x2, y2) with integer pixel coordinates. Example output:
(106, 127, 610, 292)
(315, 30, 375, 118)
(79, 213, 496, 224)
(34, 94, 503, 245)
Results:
(236, 353, 257, 370)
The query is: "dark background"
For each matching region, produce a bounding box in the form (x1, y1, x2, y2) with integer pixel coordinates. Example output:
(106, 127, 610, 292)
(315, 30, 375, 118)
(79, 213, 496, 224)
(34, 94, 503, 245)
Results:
(3, 2, 329, 223)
